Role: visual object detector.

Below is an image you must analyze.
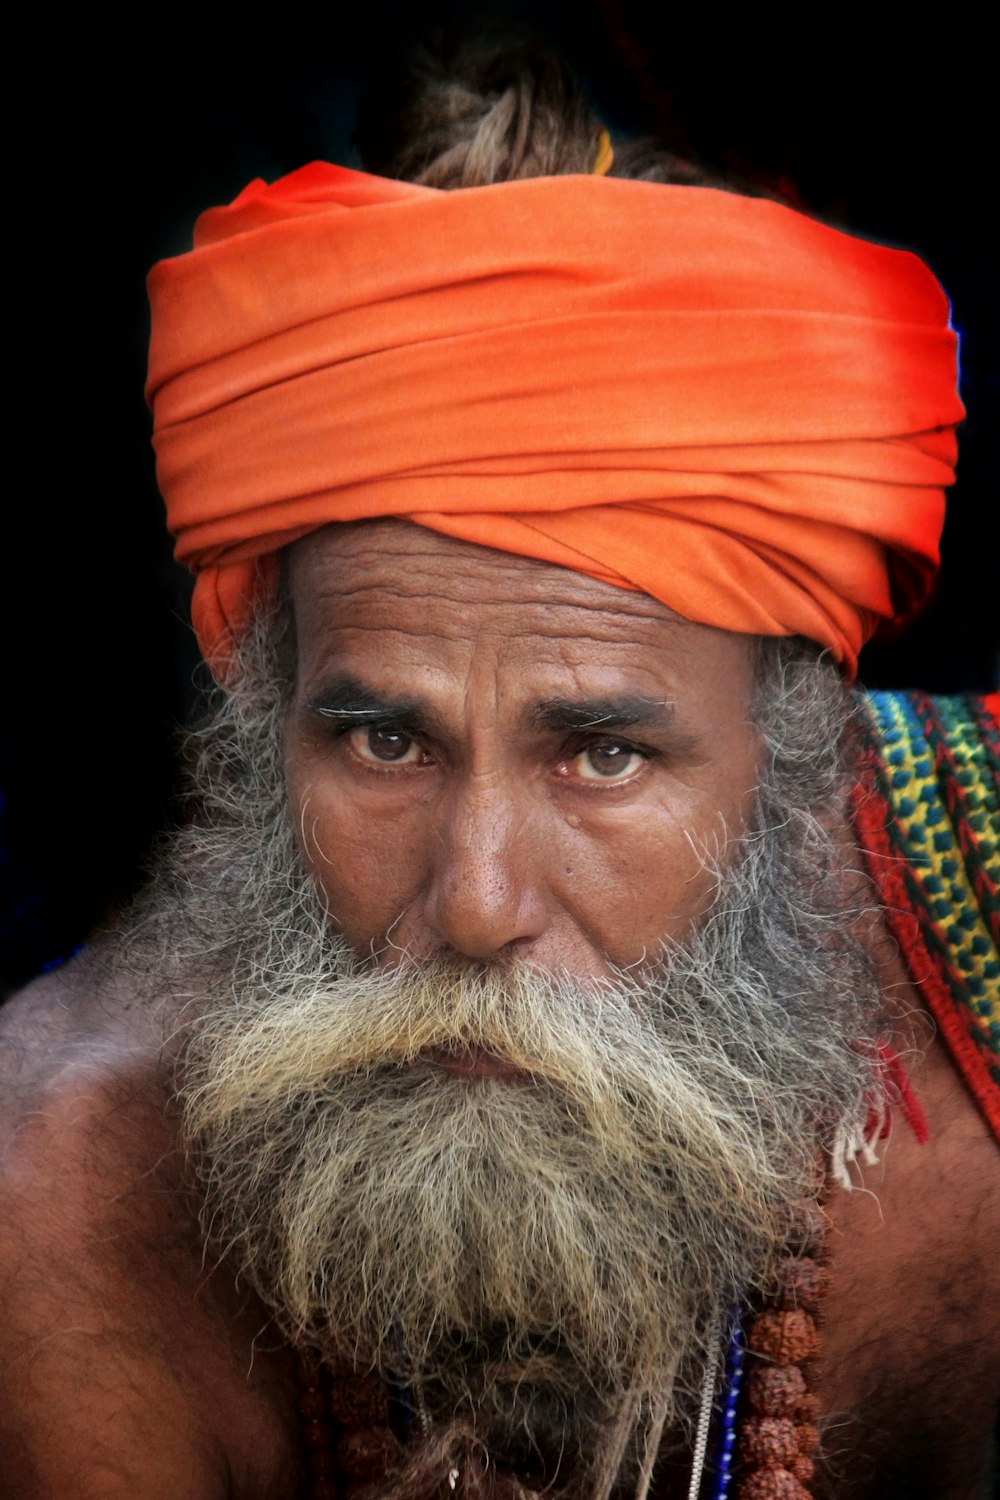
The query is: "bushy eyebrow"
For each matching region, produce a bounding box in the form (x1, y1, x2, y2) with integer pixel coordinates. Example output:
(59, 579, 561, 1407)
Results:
(308, 677, 677, 741)
(528, 696, 674, 734)
(308, 674, 426, 728)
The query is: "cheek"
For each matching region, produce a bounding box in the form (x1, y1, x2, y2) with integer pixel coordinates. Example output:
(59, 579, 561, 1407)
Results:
(286, 761, 430, 937)
(566, 791, 740, 960)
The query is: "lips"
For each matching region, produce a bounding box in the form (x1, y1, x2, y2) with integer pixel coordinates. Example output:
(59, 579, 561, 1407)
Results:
(424, 1045, 528, 1081)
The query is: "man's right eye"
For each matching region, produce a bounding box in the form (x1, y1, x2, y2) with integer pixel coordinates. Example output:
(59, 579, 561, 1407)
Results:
(347, 725, 426, 766)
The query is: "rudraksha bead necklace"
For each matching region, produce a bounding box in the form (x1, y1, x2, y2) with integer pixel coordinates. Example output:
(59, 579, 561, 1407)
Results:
(730, 1252, 827, 1500)
(295, 1352, 403, 1498)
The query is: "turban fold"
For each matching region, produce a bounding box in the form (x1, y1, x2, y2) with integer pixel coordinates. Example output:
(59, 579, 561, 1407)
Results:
(147, 163, 962, 675)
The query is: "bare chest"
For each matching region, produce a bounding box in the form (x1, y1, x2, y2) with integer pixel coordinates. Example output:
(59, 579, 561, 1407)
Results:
(773, 1023, 998, 1500)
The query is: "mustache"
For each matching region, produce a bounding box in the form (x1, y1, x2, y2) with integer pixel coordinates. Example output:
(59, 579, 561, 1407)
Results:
(182, 944, 832, 1201)
(220, 957, 651, 1078)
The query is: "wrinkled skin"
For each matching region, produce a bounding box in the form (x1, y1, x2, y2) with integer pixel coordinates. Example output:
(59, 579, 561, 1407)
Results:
(0, 524, 997, 1499)
(284, 522, 760, 977)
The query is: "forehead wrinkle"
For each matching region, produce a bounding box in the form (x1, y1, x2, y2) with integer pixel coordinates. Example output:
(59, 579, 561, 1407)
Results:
(289, 529, 758, 717)
(297, 602, 718, 723)
(290, 529, 686, 627)
(300, 584, 690, 659)
(306, 575, 672, 622)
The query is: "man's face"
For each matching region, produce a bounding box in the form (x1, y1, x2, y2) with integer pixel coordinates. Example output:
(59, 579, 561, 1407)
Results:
(177, 530, 877, 1474)
(283, 520, 761, 975)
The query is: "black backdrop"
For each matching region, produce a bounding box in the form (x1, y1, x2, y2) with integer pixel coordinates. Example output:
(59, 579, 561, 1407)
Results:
(4, 1, 996, 989)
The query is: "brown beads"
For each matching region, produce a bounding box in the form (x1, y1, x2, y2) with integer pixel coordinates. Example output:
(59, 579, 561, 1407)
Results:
(775, 1256, 828, 1313)
(734, 1220, 832, 1500)
(795, 1424, 819, 1458)
(738, 1417, 800, 1467)
(296, 1356, 336, 1498)
(293, 1352, 404, 1498)
(737, 1469, 809, 1499)
(746, 1308, 820, 1365)
(795, 1394, 821, 1426)
(745, 1364, 807, 1418)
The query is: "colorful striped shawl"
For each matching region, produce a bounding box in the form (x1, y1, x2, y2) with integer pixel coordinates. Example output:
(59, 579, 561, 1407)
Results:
(852, 689, 1000, 1144)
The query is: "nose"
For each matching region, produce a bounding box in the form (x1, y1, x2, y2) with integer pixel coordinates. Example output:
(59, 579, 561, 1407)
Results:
(420, 769, 548, 961)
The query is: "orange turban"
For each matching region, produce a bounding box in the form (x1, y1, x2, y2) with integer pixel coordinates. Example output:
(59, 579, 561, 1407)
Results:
(147, 163, 962, 676)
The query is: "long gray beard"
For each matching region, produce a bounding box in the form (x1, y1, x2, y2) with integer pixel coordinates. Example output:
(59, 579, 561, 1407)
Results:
(123, 618, 884, 1494)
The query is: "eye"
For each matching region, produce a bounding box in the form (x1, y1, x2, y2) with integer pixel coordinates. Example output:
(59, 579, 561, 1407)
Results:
(569, 741, 647, 782)
(347, 725, 426, 766)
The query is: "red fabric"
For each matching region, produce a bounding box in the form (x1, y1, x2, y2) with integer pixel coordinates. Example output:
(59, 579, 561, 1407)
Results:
(147, 163, 963, 674)
(877, 1043, 930, 1145)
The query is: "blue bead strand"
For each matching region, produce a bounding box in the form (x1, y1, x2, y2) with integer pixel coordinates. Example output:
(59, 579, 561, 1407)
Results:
(706, 1311, 746, 1500)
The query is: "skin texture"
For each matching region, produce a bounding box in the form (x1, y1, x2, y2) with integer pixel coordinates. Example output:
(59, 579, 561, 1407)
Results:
(0, 523, 996, 1498)
(284, 521, 760, 976)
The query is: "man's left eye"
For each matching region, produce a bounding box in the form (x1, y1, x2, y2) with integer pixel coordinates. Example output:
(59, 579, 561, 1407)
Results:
(571, 743, 645, 781)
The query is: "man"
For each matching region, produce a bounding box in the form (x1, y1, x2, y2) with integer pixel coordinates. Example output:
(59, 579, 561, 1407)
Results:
(2, 52, 998, 1500)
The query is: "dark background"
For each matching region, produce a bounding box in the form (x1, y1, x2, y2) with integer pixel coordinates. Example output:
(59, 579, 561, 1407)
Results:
(4, 1, 996, 990)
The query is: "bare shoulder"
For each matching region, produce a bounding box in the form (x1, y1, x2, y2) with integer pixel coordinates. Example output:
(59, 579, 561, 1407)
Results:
(0, 957, 299, 1499)
(822, 1025, 1000, 1497)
